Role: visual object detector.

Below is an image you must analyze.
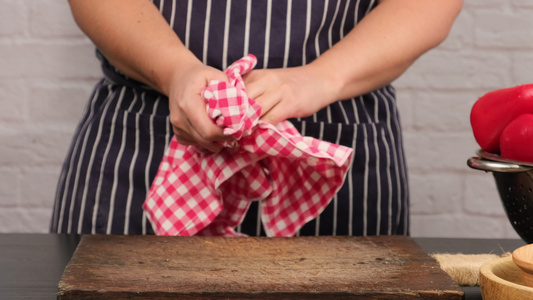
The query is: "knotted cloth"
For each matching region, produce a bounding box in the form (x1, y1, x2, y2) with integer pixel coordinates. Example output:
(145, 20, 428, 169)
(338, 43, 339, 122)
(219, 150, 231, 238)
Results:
(143, 55, 354, 237)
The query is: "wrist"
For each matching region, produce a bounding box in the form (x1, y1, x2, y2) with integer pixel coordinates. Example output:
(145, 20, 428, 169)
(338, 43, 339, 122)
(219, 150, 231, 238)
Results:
(305, 59, 346, 105)
(154, 49, 203, 96)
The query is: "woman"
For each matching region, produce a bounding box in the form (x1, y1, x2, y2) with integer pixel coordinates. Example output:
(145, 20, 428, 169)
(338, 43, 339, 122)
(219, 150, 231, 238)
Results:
(51, 0, 463, 236)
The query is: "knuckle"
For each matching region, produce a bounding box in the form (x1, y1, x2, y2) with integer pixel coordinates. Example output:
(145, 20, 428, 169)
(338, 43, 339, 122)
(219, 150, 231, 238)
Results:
(201, 129, 219, 141)
(169, 114, 182, 127)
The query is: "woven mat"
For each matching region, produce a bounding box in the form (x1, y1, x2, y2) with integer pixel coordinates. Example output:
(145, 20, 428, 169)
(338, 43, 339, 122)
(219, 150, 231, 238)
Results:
(432, 253, 511, 286)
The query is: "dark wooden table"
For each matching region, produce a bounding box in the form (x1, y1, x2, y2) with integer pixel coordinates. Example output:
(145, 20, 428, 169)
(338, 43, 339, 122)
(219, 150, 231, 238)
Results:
(0, 234, 525, 300)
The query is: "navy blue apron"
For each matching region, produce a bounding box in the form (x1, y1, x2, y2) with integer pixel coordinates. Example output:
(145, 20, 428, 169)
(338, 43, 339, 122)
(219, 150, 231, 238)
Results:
(51, 0, 409, 236)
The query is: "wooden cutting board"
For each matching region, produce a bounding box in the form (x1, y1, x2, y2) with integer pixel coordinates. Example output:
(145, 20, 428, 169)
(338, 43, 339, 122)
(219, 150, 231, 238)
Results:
(57, 235, 463, 299)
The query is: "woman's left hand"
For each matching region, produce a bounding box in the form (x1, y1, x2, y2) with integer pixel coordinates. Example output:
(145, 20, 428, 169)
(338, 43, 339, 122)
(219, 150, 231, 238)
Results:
(243, 65, 338, 125)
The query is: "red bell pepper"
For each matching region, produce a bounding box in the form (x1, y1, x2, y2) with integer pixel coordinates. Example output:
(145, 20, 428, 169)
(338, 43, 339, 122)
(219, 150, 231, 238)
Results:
(500, 113, 533, 162)
(470, 84, 533, 154)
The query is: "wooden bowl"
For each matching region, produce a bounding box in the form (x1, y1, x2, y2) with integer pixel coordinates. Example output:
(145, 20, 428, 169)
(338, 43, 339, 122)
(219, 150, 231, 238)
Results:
(513, 244, 533, 287)
(480, 256, 533, 300)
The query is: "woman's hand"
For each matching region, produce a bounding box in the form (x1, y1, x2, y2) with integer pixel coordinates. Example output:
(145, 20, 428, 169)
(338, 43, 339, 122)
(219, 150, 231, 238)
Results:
(243, 65, 338, 125)
(166, 62, 231, 152)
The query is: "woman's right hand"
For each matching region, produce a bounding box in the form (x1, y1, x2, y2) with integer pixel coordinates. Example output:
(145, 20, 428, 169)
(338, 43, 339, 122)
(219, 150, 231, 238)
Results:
(166, 62, 232, 152)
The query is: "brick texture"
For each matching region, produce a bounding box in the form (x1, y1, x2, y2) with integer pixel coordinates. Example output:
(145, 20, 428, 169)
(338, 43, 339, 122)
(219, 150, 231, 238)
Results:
(0, 1, 527, 239)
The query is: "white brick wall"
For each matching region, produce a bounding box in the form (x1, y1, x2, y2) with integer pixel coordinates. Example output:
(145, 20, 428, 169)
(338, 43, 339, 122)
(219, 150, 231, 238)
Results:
(396, 1, 533, 239)
(0, 1, 528, 239)
(0, 0, 101, 232)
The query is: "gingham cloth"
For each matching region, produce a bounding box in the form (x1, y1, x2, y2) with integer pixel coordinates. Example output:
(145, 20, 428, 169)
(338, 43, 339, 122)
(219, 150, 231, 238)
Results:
(143, 55, 354, 237)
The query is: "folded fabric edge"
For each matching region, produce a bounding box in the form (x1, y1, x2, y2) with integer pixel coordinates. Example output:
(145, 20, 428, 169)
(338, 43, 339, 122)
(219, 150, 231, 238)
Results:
(257, 121, 355, 167)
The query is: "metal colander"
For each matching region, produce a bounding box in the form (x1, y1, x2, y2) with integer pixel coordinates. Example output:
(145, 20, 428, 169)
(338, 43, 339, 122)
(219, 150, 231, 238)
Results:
(468, 149, 533, 243)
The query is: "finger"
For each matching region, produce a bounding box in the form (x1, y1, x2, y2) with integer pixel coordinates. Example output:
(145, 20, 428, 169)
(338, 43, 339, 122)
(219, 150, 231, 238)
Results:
(172, 125, 198, 145)
(244, 84, 264, 102)
(177, 107, 232, 152)
(196, 140, 223, 153)
(253, 89, 283, 118)
(175, 120, 225, 152)
(177, 137, 222, 153)
(258, 103, 284, 126)
(242, 73, 265, 100)
(173, 96, 234, 151)
(187, 108, 230, 142)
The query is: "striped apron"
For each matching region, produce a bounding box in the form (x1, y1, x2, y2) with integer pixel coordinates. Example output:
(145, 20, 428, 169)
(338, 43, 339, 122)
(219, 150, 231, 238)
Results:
(50, 0, 409, 236)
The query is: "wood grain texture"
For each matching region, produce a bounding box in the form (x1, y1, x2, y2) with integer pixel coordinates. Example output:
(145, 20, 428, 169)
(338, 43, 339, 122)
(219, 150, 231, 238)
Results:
(58, 235, 463, 299)
(480, 256, 533, 300)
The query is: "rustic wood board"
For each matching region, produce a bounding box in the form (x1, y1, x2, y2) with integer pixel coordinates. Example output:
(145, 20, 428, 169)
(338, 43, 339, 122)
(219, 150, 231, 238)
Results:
(57, 235, 463, 299)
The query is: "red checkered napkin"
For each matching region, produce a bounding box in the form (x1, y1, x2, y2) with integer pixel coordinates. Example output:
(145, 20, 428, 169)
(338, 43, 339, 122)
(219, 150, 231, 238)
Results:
(143, 55, 354, 237)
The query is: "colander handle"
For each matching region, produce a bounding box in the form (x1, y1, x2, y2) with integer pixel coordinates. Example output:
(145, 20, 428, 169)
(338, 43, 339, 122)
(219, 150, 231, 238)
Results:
(467, 157, 532, 173)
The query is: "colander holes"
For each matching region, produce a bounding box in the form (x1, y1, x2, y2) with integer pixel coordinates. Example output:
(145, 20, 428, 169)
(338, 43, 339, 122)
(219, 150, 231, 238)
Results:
(529, 188, 533, 193)
(525, 205, 529, 210)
